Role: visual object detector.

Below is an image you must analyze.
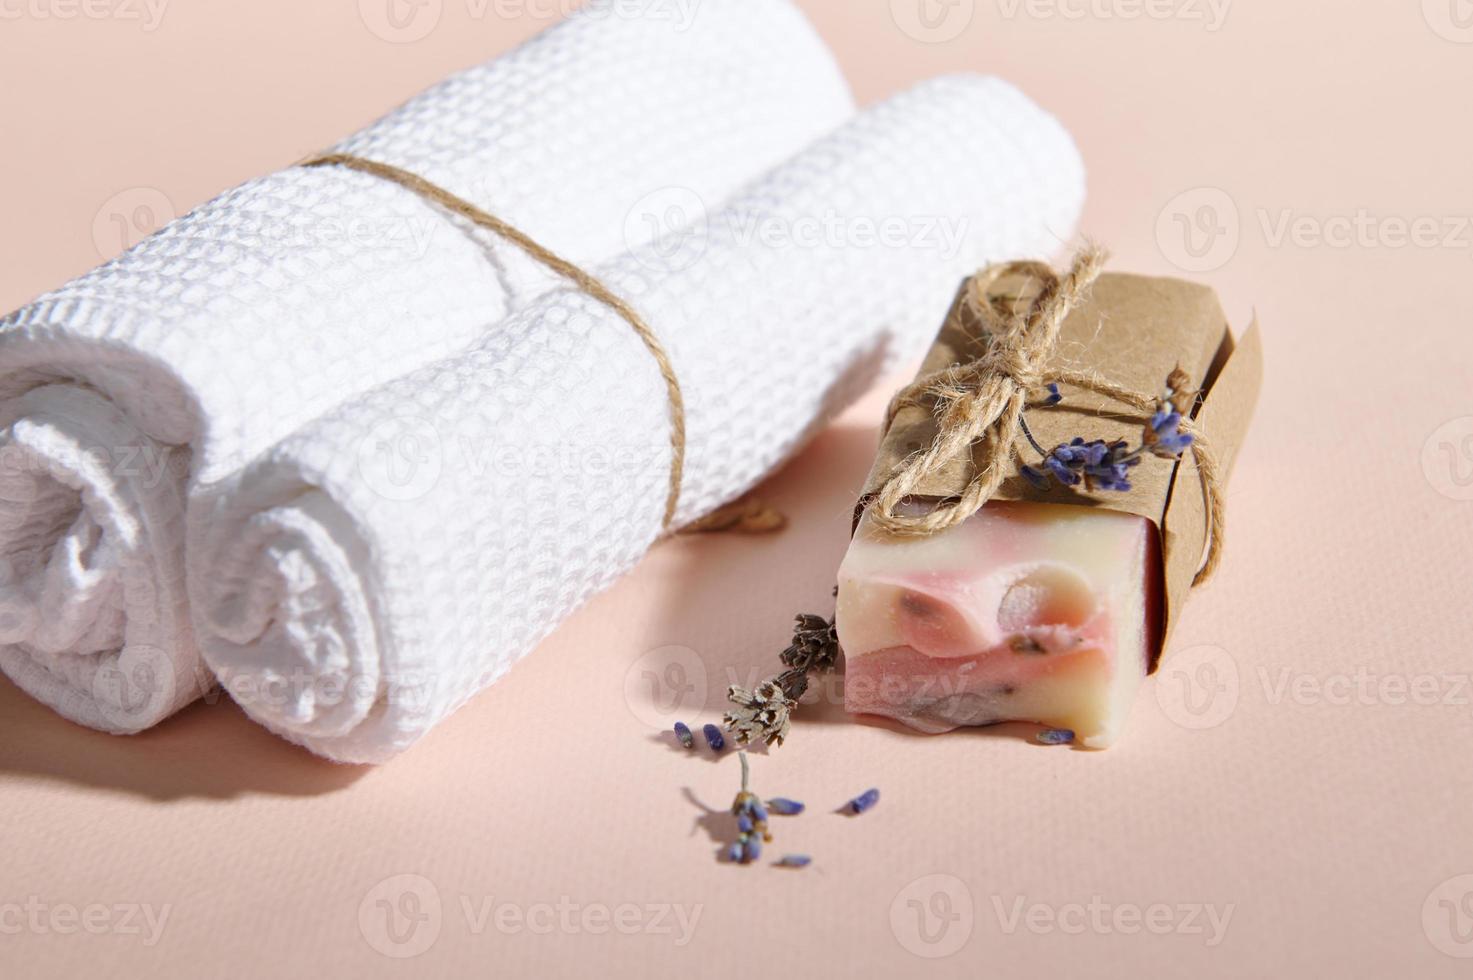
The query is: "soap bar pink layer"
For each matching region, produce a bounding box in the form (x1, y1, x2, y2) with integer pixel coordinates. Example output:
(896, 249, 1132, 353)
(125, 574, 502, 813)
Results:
(837, 501, 1161, 747)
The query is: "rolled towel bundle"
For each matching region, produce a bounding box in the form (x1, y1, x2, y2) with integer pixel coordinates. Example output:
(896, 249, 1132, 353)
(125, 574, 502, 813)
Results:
(0, 0, 852, 732)
(190, 75, 1087, 763)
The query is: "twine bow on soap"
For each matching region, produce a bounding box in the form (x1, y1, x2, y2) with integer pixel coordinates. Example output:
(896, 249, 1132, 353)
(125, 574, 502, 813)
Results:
(868, 245, 1226, 588)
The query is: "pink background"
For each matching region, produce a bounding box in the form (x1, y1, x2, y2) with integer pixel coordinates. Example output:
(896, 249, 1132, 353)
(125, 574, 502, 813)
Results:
(3, 1, 1472, 976)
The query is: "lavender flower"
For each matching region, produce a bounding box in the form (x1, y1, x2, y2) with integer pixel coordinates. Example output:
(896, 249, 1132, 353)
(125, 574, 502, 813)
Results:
(1028, 438, 1139, 492)
(1145, 408, 1194, 457)
(727, 752, 773, 865)
(778, 855, 812, 868)
(1021, 371, 1195, 494)
(1036, 728, 1075, 745)
(702, 723, 725, 752)
(848, 788, 881, 815)
(673, 721, 694, 750)
(1044, 447, 1083, 486)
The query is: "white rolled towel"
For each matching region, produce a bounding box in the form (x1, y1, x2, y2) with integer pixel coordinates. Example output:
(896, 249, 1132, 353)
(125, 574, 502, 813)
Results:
(0, 0, 852, 732)
(189, 75, 1087, 763)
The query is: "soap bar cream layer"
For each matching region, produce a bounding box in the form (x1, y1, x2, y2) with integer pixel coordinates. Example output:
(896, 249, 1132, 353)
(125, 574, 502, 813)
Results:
(838, 501, 1160, 747)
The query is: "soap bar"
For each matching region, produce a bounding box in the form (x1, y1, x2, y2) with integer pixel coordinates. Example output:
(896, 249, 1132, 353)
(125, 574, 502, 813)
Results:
(837, 500, 1160, 747)
(838, 265, 1263, 748)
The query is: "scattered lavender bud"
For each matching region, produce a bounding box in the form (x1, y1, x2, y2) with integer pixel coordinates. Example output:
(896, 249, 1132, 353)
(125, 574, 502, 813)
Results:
(673, 721, 694, 749)
(766, 797, 805, 816)
(848, 788, 880, 814)
(778, 854, 812, 868)
(702, 723, 725, 752)
(1036, 728, 1075, 745)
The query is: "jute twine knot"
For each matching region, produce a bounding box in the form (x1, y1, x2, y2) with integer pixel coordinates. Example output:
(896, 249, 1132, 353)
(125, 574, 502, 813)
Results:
(869, 245, 1226, 588)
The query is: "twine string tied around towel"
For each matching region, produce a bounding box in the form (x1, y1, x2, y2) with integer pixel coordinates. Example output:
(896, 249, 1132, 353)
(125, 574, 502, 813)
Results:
(300, 152, 781, 536)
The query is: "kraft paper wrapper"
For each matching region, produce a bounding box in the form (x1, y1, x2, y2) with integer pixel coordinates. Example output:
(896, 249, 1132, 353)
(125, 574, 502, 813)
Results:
(856, 270, 1263, 669)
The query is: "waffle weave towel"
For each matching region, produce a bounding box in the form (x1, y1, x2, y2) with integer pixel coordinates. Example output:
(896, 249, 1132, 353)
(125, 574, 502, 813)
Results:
(0, 0, 853, 732)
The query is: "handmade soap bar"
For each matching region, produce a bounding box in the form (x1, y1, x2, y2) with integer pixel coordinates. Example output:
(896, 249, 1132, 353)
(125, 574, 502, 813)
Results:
(837, 500, 1160, 747)
(837, 263, 1261, 748)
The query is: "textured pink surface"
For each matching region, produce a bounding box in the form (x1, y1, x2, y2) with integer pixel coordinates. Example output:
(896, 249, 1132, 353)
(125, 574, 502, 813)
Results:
(2, 2, 1472, 978)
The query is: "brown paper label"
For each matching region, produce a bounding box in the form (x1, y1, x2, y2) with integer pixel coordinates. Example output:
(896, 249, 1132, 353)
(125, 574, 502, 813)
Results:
(857, 270, 1263, 669)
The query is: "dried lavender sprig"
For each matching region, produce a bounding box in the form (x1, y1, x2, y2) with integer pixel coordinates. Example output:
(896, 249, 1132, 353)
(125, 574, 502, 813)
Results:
(1020, 370, 1197, 495)
(1022, 436, 1145, 493)
(727, 751, 773, 865)
(781, 613, 840, 675)
(724, 611, 839, 748)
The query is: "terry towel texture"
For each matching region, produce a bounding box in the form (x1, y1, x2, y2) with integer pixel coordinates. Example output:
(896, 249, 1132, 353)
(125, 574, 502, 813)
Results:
(0, 0, 853, 732)
(190, 75, 1087, 762)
